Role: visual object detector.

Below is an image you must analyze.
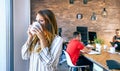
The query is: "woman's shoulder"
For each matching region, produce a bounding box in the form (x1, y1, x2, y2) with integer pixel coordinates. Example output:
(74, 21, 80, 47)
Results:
(54, 35, 63, 40)
(51, 35, 63, 44)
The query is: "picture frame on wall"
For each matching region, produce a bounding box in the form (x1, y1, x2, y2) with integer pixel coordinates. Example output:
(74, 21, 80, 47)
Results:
(76, 13, 83, 19)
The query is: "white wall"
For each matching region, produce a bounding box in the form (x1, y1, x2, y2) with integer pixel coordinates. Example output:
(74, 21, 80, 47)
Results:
(0, 0, 6, 71)
(13, 0, 30, 71)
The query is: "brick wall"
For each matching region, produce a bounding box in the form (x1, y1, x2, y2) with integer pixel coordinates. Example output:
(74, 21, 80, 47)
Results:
(31, 0, 120, 45)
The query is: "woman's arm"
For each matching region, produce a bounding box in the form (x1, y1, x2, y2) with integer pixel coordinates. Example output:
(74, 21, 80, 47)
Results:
(21, 40, 31, 60)
(21, 26, 33, 60)
(113, 36, 116, 42)
(39, 33, 48, 50)
(113, 36, 120, 42)
(39, 36, 63, 65)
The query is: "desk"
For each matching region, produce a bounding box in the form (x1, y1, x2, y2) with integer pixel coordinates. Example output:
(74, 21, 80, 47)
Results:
(84, 50, 120, 71)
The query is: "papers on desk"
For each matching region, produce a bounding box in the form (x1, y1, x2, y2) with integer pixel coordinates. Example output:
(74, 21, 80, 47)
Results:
(107, 51, 118, 54)
(88, 50, 100, 54)
(86, 44, 94, 49)
(107, 51, 120, 54)
(118, 53, 120, 55)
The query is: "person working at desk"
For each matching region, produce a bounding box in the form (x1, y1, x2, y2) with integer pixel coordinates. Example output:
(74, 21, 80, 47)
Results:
(112, 29, 120, 51)
(66, 31, 93, 71)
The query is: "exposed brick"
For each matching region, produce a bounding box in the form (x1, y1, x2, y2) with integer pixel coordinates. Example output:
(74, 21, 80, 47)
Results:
(31, 0, 120, 46)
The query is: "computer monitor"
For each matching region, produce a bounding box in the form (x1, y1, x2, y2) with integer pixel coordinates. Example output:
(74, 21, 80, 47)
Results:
(58, 28, 62, 36)
(88, 32, 97, 44)
(77, 26, 88, 45)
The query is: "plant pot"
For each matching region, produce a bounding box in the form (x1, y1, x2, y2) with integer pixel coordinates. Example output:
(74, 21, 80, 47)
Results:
(95, 43, 102, 52)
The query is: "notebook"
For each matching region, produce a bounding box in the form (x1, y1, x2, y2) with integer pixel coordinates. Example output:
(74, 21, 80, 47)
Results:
(88, 50, 100, 54)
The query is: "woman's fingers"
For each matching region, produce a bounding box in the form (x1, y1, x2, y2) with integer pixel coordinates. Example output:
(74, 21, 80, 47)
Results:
(34, 26, 43, 33)
(39, 25, 43, 31)
(34, 27, 43, 37)
(27, 25, 33, 38)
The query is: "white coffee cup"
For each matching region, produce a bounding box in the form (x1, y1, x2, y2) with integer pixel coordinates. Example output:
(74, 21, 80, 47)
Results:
(110, 47, 115, 53)
(103, 45, 107, 50)
(30, 22, 41, 35)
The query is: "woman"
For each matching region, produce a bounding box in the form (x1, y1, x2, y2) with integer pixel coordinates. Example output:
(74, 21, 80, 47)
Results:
(112, 29, 120, 51)
(21, 9, 63, 71)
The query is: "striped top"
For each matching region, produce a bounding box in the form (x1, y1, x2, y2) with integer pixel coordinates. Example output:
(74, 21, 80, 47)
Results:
(21, 35, 63, 71)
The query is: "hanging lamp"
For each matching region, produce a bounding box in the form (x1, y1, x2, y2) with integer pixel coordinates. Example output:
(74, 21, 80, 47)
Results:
(101, 8, 107, 17)
(91, 12, 97, 21)
(83, 0, 88, 4)
(69, 0, 74, 4)
(101, 0, 107, 17)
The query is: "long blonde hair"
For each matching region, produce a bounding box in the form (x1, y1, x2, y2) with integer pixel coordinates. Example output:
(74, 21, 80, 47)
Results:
(29, 9, 58, 53)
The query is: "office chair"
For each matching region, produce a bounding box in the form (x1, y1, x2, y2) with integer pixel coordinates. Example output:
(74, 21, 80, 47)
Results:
(63, 50, 89, 71)
(106, 60, 120, 71)
(59, 42, 68, 65)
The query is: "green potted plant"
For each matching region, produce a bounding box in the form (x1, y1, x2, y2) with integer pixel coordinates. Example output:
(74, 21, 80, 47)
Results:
(94, 38, 104, 44)
(94, 38, 104, 52)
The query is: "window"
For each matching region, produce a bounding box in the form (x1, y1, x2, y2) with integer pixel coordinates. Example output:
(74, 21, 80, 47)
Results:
(0, 0, 13, 71)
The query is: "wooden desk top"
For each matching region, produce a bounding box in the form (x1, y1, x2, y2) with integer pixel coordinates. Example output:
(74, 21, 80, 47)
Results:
(84, 49, 120, 70)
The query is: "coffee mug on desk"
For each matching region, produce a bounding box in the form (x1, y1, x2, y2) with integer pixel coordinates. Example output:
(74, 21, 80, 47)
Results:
(109, 47, 115, 53)
(103, 45, 107, 50)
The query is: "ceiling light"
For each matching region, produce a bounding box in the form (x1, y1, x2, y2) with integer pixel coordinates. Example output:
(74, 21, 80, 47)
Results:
(101, 8, 107, 18)
(91, 12, 97, 21)
(83, 0, 88, 4)
(69, 0, 74, 4)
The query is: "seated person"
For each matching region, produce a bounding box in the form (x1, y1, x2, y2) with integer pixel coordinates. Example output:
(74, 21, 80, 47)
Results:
(66, 31, 93, 71)
(112, 29, 120, 51)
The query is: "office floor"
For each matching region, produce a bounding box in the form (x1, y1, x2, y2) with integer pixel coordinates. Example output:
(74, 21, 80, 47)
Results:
(57, 51, 69, 71)
(57, 61, 69, 71)
(57, 63, 120, 71)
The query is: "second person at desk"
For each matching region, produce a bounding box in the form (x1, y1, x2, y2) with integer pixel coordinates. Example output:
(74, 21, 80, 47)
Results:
(66, 31, 93, 71)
